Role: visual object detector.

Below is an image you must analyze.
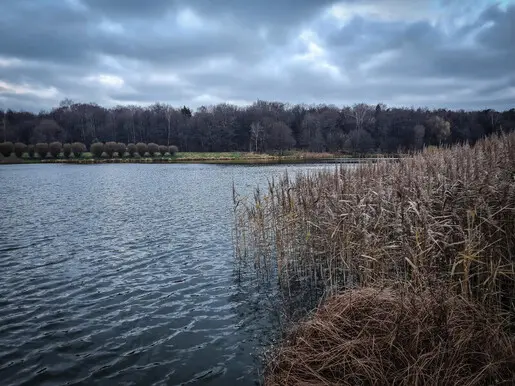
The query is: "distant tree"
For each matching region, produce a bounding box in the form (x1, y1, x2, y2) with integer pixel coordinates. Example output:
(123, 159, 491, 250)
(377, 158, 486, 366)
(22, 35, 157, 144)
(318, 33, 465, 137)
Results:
(265, 121, 296, 151)
(345, 129, 374, 154)
(63, 143, 72, 158)
(136, 142, 148, 157)
(158, 145, 168, 154)
(90, 142, 104, 158)
(35, 143, 49, 158)
(180, 106, 192, 118)
(27, 144, 35, 158)
(0, 142, 14, 157)
(71, 142, 86, 157)
(104, 141, 118, 157)
(116, 143, 126, 156)
(127, 143, 137, 156)
(249, 122, 264, 152)
(148, 142, 159, 156)
(31, 119, 63, 144)
(169, 145, 178, 156)
(413, 124, 426, 149)
(427, 116, 451, 144)
(49, 142, 62, 158)
(13, 142, 27, 157)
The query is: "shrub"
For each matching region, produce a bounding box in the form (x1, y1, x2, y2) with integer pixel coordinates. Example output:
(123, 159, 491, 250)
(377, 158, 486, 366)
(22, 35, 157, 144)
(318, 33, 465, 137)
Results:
(169, 145, 178, 156)
(35, 143, 49, 158)
(136, 142, 147, 157)
(127, 143, 137, 157)
(0, 142, 14, 157)
(104, 141, 118, 158)
(158, 145, 168, 155)
(27, 144, 35, 158)
(117, 143, 126, 157)
(48, 142, 62, 158)
(265, 287, 514, 386)
(71, 142, 86, 157)
(14, 142, 27, 158)
(100, 151, 109, 159)
(21, 152, 31, 160)
(90, 142, 104, 158)
(143, 151, 151, 158)
(148, 142, 159, 156)
(63, 143, 72, 158)
(112, 152, 120, 158)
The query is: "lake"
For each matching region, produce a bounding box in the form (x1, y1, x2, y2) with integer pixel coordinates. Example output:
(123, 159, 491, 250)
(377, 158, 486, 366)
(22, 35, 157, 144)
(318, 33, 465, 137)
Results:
(0, 163, 336, 386)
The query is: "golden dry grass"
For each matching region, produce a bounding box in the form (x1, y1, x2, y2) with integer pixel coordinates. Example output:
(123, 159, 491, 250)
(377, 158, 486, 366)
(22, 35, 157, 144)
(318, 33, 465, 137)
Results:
(234, 132, 515, 312)
(234, 132, 515, 385)
(265, 286, 514, 386)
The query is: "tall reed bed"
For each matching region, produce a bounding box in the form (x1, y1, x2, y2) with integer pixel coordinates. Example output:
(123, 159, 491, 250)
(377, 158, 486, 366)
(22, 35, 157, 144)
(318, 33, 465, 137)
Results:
(234, 132, 515, 314)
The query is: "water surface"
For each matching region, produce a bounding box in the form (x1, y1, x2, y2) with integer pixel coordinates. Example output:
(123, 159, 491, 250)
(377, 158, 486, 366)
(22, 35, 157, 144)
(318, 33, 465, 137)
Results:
(0, 163, 335, 386)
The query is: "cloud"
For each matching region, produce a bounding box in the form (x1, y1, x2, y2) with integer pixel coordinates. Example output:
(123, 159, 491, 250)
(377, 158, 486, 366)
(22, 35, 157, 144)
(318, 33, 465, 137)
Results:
(0, 0, 514, 112)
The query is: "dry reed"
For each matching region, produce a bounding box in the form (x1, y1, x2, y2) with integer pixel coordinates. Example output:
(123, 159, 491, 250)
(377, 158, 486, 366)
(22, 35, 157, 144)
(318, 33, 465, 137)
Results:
(234, 132, 515, 313)
(234, 132, 515, 384)
(264, 286, 514, 386)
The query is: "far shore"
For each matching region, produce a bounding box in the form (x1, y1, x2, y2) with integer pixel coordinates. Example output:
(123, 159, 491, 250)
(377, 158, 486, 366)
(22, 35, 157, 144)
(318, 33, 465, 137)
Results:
(0, 151, 401, 165)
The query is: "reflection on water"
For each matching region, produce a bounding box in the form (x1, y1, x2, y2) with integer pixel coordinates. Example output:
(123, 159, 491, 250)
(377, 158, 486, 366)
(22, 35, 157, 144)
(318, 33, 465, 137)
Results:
(0, 163, 336, 385)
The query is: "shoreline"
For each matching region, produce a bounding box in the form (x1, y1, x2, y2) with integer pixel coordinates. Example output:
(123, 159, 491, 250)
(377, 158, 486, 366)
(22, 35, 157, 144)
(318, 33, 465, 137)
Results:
(0, 153, 401, 166)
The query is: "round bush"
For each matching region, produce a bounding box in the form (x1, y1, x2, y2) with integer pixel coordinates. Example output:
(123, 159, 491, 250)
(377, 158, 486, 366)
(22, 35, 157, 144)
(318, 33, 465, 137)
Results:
(48, 142, 62, 158)
(100, 151, 109, 159)
(35, 143, 49, 158)
(158, 145, 168, 155)
(147, 142, 159, 156)
(27, 144, 35, 158)
(21, 152, 31, 160)
(265, 287, 514, 386)
(169, 145, 179, 156)
(136, 142, 148, 157)
(116, 143, 126, 157)
(127, 143, 137, 157)
(14, 142, 27, 158)
(104, 141, 118, 158)
(63, 143, 72, 158)
(90, 142, 104, 158)
(71, 142, 86, 157)
(143, 151, 151, 158)
(0, 142, 14, 157)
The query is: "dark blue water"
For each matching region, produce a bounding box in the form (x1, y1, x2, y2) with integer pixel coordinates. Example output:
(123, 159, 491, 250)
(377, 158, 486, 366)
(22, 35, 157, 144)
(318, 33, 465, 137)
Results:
(0, 163, 334, 386)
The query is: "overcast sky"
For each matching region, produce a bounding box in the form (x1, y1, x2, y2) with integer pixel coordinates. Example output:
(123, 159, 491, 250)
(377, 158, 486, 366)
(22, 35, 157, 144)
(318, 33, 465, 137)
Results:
(0, 0, 514, 112)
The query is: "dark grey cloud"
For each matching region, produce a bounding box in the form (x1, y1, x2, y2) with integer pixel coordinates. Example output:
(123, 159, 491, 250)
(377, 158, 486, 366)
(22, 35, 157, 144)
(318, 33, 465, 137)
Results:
(0, 0, 514, 112)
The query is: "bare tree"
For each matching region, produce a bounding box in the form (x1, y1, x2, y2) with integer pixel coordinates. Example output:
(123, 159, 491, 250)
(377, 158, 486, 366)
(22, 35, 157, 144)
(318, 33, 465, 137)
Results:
(164, 105, 173, 146)
(250, 122, 263, 152)
(413, 124, 425, 149)
(346, 103, 374, 132)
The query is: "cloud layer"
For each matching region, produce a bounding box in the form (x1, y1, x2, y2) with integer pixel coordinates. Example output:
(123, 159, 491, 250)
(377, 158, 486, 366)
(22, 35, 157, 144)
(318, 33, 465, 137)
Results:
(0, 0, 514, 111)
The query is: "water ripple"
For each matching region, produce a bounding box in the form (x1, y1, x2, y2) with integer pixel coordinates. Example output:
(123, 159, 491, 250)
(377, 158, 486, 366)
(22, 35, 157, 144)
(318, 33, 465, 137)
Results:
(0, 163, 337, 385)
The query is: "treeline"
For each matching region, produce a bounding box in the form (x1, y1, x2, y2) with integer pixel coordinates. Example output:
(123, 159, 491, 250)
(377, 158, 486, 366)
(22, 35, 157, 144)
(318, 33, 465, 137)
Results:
(1, 99, 514, 153)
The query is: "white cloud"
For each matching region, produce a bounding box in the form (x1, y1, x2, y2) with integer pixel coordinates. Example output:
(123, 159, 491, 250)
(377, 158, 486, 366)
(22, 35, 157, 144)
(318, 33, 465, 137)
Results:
(86, 74, 125, 88)
(0, 80, 59, 99)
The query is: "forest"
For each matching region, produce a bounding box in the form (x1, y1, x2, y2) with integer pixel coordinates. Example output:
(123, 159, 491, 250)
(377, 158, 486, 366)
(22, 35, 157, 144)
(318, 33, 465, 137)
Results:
(1, 99, 514, 153)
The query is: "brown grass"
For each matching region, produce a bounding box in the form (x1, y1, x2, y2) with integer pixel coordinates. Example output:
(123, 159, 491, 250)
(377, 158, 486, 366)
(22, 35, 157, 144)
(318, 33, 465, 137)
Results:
(265, 286, 514, 386)
(233, 132, 515, 384)
(234, 132, 515, 312)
